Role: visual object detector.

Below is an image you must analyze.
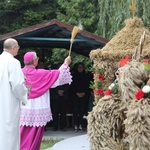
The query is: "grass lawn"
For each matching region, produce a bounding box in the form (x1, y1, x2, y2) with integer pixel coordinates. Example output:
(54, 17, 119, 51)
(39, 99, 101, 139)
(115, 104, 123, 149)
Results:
(40, 138, 64, 150)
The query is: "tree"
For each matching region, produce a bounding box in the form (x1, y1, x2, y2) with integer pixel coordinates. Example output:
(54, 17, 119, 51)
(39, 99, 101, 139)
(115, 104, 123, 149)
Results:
(0, 0, 58, 34)
(57, 0, 99, 33)
(96, 0, 150, 39)
(55, 0, 99, 69)
(1, 0, 150, 69)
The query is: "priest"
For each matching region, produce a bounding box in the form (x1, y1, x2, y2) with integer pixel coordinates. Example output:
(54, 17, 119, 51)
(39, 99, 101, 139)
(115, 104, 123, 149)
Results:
(0, 38, 28, 150)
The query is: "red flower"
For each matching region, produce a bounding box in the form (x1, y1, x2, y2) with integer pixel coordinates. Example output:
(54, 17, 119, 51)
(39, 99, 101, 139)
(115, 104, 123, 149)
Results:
(135, 90, 144, 100)
(98, 74, 105, 80)
(105, 90, 112, 96)
(97, 88, 104, 96)
(118, 56, 130, 67)
(143, 59, 149, 64)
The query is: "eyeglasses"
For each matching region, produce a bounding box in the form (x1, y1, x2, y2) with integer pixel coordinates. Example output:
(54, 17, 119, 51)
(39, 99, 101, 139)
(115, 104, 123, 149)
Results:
(14, 45, 20, 49)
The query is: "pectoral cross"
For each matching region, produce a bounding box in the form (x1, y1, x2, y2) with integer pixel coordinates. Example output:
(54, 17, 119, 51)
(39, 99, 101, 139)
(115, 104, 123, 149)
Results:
(130, 0, 136, 18)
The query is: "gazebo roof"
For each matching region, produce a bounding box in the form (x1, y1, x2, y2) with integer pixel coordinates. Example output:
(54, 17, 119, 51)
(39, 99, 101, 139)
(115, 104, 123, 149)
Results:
(0, 19, 108, 57)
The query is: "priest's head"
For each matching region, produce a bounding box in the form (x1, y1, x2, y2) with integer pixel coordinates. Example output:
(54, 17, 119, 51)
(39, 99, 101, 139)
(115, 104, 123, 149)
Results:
(24, 52, 39, 67)
(3, 38, 20, 56)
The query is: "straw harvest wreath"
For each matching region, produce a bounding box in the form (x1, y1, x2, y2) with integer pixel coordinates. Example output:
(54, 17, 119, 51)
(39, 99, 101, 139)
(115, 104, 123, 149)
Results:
(88, 31, 150, 150)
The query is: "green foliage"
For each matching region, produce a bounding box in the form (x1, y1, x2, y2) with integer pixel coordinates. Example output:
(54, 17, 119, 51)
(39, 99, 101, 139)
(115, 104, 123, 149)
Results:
(98, 68, 105, 75)
(40, 139, 63, 150)
(1, 0, 150, 39)
(112, 83, 118, 94)
(0, 0, 57, 34)
(97, 0, 150, 39)
(50, 48, 92, 71)
(1, 0, 150, 68)
(89, 81, 95, 90)
(97, 0, 131, 39)
(95, 82, 102, 89)
(57, 0, 99, 33)
(144, 64, 150, 71)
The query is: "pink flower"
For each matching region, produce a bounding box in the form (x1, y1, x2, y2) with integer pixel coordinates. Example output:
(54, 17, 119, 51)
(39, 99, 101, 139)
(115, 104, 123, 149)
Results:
(135, 90, 144, 100)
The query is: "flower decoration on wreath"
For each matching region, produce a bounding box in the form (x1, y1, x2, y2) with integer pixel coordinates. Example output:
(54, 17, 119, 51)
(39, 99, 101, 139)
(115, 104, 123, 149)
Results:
(135, 61, 150, 100)
(90, 56, 150, 99)
(89, 68, 105, 96)
(102, 56, 130, 96)
(105, 56, 150, 100)
(105, 56, 130, 96)
(89, 67, 118, 97)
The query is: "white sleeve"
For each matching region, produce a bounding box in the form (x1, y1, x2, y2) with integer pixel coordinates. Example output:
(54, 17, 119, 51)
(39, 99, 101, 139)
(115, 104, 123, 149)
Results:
(9, 60, 27, 105)
(51, 64, 72, 88)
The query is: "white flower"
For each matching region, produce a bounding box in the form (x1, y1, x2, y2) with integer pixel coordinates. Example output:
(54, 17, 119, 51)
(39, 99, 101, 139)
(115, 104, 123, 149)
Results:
(108, 83, 115, 90)
(142, 85, 150, 93)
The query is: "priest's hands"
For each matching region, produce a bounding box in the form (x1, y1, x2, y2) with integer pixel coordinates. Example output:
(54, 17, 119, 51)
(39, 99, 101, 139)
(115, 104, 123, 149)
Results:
(64, 56, 71, 65)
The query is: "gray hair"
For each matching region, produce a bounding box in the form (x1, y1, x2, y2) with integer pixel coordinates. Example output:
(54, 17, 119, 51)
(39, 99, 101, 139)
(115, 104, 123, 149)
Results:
(3, 38, 18, 50)
(24, 52, 38, 65)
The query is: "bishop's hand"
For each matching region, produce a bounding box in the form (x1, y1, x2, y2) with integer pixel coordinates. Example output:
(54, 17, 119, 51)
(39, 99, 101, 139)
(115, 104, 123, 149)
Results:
(64, 56, 71, 65)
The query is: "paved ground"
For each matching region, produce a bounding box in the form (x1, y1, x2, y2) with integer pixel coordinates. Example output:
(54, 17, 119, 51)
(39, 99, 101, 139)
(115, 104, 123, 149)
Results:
(46, 134, 89, 150)
(42, 127, 86, 140)
(42, 127, 89, 150)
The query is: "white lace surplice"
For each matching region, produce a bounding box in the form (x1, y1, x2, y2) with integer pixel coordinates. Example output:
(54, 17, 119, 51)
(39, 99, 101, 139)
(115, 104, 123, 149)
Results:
(20, 64, 72, 127)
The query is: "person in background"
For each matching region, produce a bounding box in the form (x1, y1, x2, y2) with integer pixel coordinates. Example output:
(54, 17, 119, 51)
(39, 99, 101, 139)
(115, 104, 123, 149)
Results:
(0, 38, 27, 150)
(51, 84, 70, 131)
(20, 51, 72, 150)
(51, 63, 70, 131)
(71, 62, 89, 131)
